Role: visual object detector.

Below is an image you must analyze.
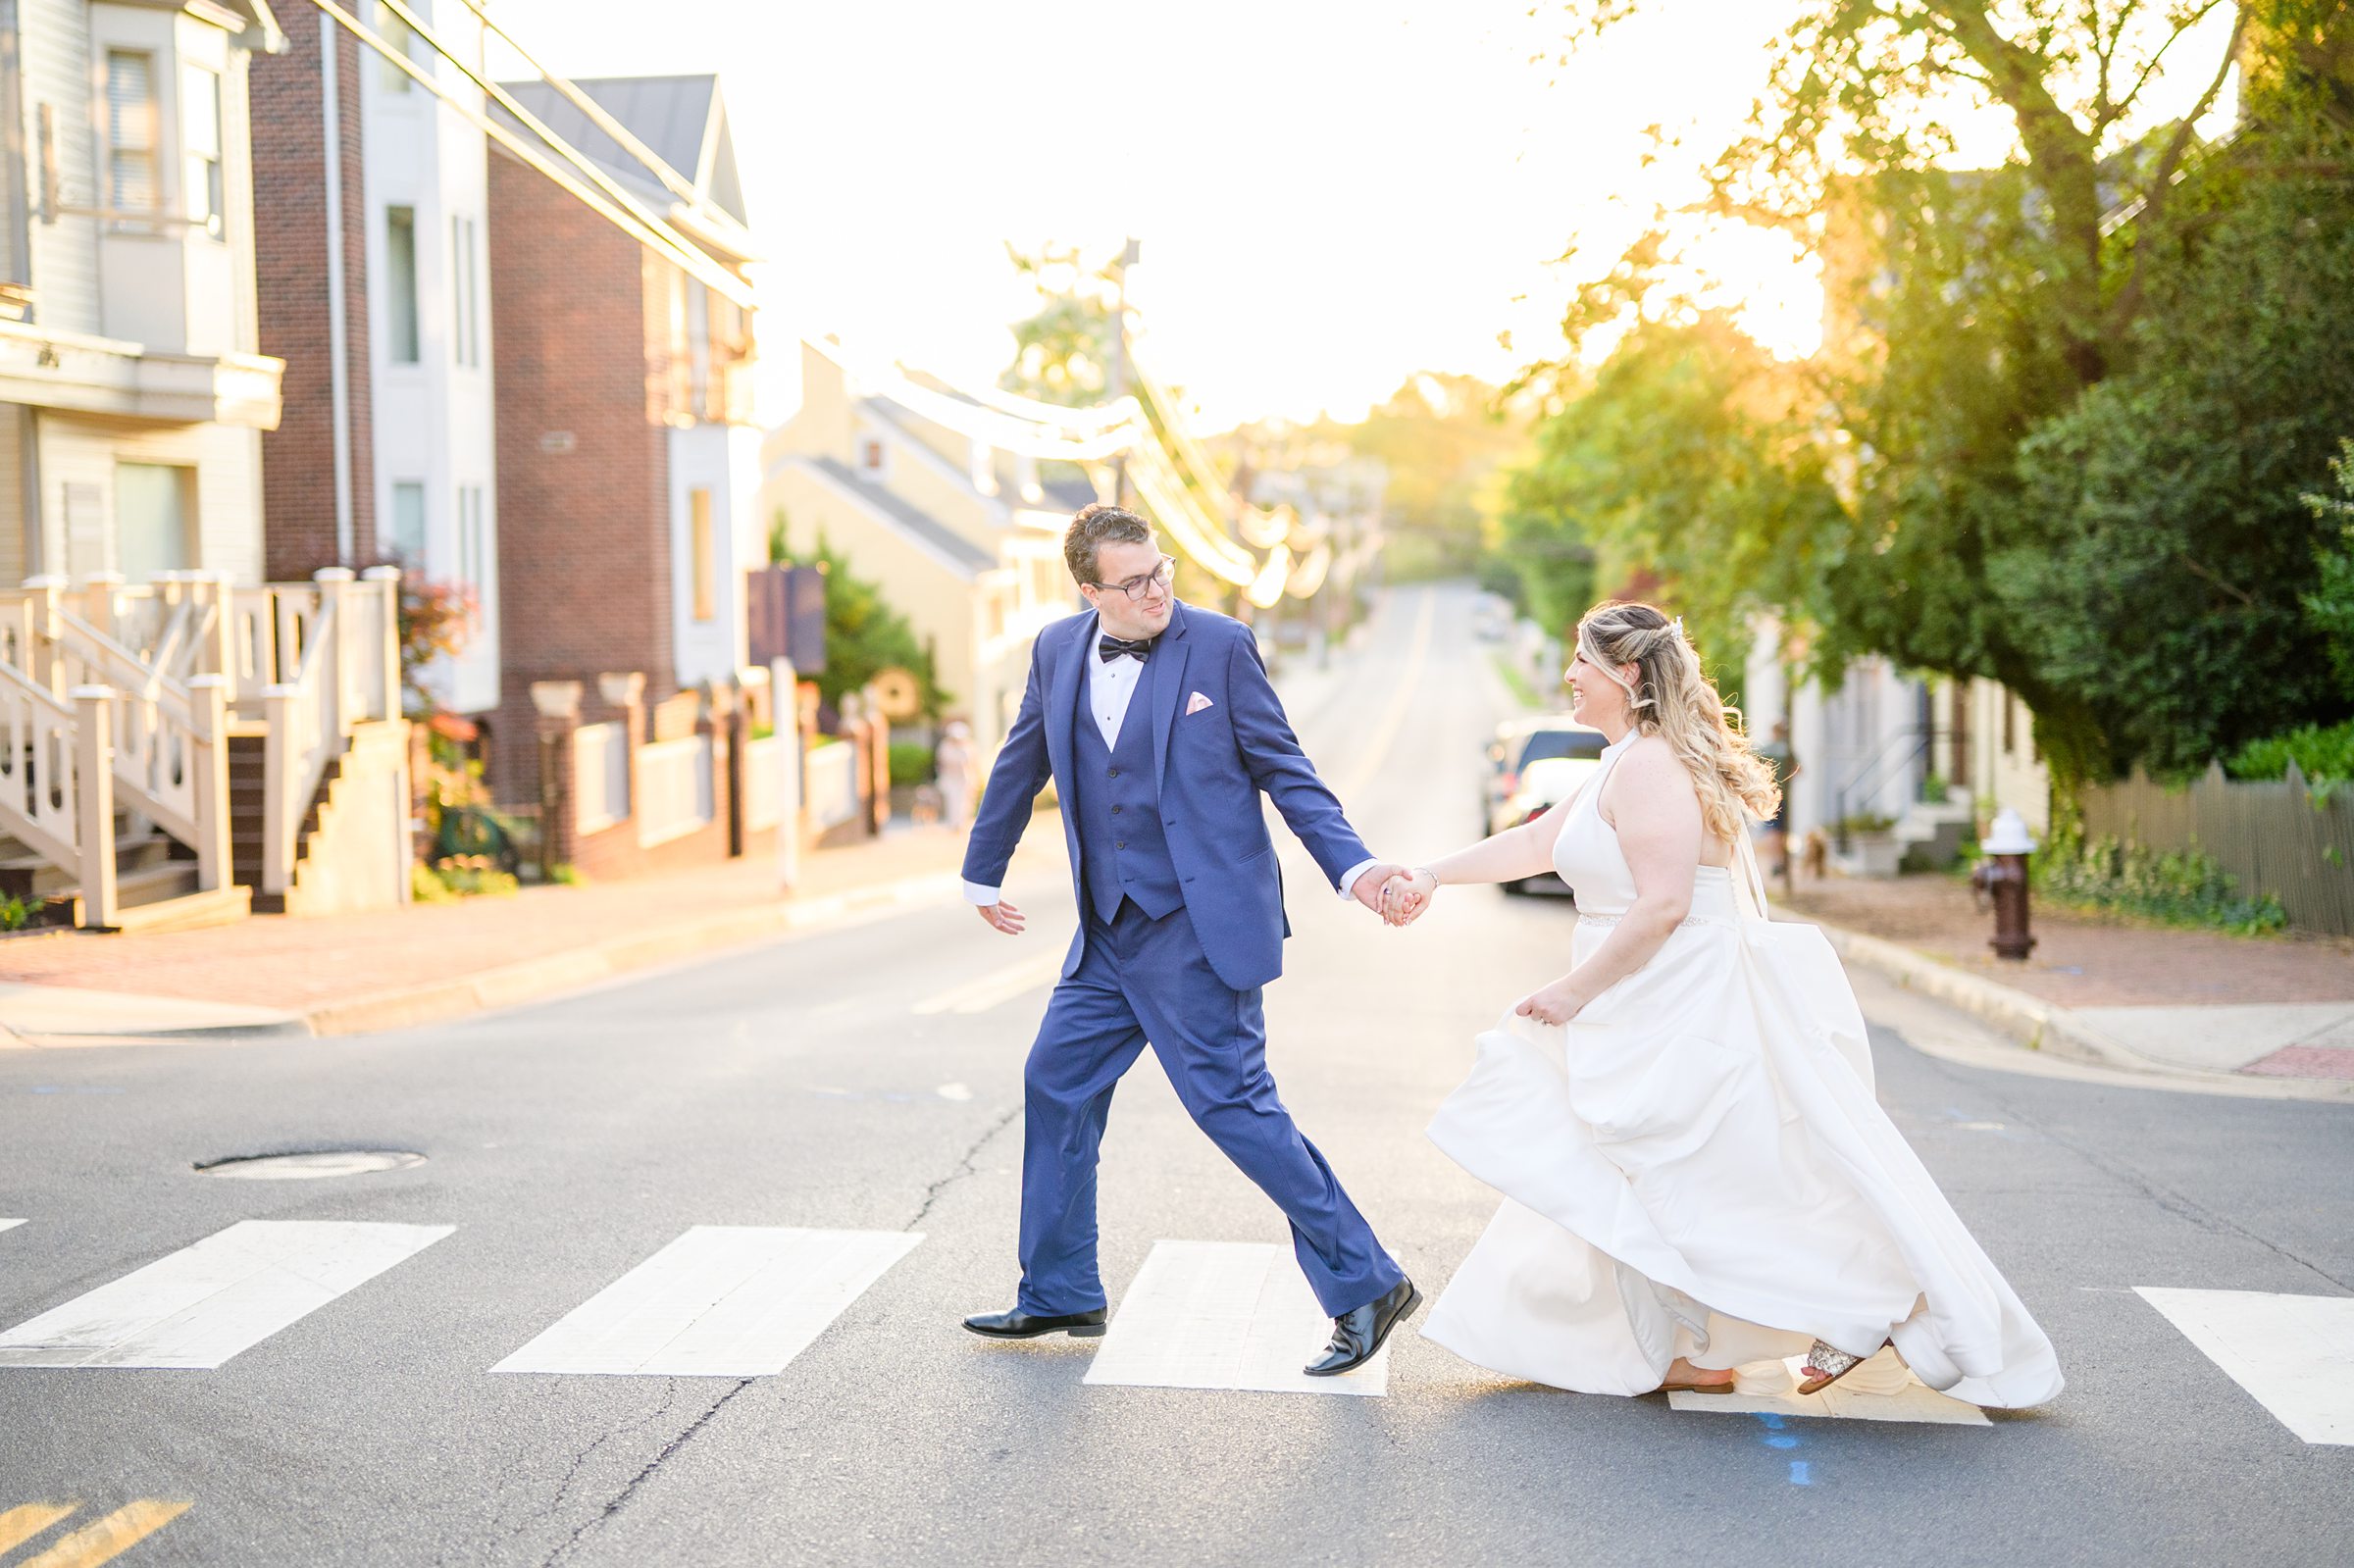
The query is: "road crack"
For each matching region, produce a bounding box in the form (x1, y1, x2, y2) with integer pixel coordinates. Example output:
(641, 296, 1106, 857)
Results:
(537, 1379, 756, 1567)
(906, 1104, 1021, 1231)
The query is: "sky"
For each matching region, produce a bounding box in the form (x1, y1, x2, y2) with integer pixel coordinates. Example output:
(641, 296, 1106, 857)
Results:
(480, 0, 2241, 432)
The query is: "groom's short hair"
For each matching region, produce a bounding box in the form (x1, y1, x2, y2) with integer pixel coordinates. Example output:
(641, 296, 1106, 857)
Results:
(1064, 504, 1152, 586)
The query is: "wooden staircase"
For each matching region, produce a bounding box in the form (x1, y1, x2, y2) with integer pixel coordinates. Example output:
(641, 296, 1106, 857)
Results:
(0, 825, 249, 934)
(227, 730, 343, 915)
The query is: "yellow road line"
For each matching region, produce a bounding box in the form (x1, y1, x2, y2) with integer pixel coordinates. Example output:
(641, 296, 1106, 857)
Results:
(16, 1500, 190, 1568)
(1337, 588, 1436, 800)
(0, 1504, 78, 1555)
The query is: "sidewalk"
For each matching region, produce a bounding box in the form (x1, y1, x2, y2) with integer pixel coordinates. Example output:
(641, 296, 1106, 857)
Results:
(1779, 873, 2354, 1094)
(0, 820, 1037, 1043)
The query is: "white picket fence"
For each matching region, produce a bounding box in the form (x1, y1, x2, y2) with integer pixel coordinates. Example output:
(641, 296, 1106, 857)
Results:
(574, 722, 630, 835)
(637, 734, 715, 848)
(805, 739, 860, 832)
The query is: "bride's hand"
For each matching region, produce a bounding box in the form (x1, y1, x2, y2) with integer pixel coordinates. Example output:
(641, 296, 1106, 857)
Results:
(1514, 976, 1588, 1026)
(1383, 869, 1438, 927)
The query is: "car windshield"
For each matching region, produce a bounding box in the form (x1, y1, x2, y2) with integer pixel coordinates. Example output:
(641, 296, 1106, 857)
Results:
(1516, 729, 1608, 769)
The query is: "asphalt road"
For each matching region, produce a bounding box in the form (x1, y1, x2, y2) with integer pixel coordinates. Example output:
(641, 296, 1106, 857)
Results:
(3, 584, 2348, 1568)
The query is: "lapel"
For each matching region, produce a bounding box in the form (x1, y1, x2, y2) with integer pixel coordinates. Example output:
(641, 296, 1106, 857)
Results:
(1044, 609, 1096, 787)
(1148, 600, 1191, 796)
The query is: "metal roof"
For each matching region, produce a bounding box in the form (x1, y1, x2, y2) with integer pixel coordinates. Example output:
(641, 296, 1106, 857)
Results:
(802, 458, 1000, 578)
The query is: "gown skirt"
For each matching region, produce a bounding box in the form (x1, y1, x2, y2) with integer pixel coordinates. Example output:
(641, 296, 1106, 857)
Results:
(1420, 871, 2063, 1408)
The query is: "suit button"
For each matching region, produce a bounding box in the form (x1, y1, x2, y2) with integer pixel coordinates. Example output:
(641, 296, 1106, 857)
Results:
(1115, 841, 1126, 849)
(1107, 768, 1120, 778)
(1111, 805, 1122, 815)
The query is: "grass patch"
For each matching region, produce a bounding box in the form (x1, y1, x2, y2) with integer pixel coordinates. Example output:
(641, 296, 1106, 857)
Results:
(1490, 651, 1540, 712)
(2031, 816, 2285, 936)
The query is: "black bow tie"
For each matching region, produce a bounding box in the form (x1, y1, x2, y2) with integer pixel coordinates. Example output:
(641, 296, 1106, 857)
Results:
(1100, 635, 1156, 664)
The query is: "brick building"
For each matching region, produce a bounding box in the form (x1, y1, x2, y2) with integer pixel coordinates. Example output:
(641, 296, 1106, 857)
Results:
(252, 0, 500, 716)
(486, 74, 758, 806)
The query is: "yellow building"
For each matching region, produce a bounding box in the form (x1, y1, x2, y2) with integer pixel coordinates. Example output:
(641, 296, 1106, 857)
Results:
(759, 339, 1095, 756)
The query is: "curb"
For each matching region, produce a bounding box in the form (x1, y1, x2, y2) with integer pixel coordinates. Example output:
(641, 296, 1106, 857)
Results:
(7, 867, 969, 1045)
(1806, 917, 2350, 1093)
(304, 868, 967, 1038)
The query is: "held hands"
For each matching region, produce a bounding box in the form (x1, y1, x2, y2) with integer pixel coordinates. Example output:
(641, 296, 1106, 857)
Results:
(1514, 975, 1588, 1026)
(1379, 868, 1439, 928)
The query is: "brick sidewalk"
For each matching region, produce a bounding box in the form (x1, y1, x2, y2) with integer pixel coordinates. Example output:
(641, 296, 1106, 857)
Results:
(1778, 873, 2354, 1009)
(0, 823, 1016, 1014)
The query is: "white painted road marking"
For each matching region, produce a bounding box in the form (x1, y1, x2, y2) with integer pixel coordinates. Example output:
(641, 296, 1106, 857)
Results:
(1084, 1240, 1389, 1396)
(911, 951, 1066, 1016)
(492, 1227, 923, 1377)
(2137, 1286, 2354, 1444)
(0, 1221, 452, 1369)
(0, 1219, 23, 1235)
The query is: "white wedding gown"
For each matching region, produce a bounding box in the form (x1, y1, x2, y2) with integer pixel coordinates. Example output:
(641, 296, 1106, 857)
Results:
(1421, 735, 2064, 1407)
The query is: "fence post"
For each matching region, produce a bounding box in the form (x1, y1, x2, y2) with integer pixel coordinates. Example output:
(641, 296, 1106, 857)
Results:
(864, 682, 891, 835)
(771, 657, 800, 891)
(262, 683, 295, 895)
(72, 684, 117, 929)
(530, 681, 584, 882)
(597, 671, 644, 834)
(716, 677, 744, 859)
(23, 575, 64, 696)
(314, 567, 354, 739)
(187, 674, 230, 892)
(361, 565, 402, 722)
(80, 571, 123, 643)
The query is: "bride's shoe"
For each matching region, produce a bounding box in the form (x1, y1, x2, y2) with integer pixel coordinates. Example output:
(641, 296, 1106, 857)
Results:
(1657, 1355, 1737, 1394)
(1797, 1338, 1895, 1395)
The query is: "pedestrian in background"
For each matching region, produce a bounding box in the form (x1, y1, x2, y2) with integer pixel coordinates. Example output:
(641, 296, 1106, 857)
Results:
(935, 720, 974, 833)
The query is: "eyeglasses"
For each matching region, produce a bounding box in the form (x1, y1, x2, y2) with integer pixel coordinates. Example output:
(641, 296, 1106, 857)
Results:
(1093, 555, 1175, 601)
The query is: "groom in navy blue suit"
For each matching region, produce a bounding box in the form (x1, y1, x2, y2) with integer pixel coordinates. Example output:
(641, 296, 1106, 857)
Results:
(957, 505, 1420, 1376)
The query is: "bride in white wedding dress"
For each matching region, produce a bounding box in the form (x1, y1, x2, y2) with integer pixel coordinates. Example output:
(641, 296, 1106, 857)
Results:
(1382, 601, 2062, 1407)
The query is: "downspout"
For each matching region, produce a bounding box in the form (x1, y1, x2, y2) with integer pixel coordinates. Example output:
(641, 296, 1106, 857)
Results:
(1, 2, 38, 576)
(322, 12, 354, 565)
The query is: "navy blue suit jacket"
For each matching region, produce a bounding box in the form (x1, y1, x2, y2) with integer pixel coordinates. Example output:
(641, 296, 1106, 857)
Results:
(961, 601, 1374, 992)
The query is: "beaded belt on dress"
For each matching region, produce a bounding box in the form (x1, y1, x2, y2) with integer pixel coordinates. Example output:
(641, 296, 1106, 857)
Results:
(1575, 910, 1734, 930)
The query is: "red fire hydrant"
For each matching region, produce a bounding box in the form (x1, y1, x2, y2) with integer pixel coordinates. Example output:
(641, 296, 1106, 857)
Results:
(1975, 808, 2038, 961)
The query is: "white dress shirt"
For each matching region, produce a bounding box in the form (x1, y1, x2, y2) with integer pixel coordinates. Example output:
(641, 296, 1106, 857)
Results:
(965, 627, 1385, 907)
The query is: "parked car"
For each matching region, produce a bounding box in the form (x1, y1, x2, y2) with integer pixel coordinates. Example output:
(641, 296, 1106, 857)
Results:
(1485, 715, 1611, 895)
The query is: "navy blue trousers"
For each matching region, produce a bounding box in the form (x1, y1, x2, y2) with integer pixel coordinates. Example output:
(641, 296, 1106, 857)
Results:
(1015, 898, 1404, 1319)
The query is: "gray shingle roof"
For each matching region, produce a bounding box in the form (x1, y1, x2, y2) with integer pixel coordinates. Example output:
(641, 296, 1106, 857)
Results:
(495, 75, 748, 226)
(804, 458, 998, 578)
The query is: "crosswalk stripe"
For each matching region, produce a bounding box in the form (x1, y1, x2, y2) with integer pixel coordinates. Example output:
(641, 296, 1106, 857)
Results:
(0, 1221, 452, 1370)
(0, 1219, 24, 1235)
(491, 1227, 923, 1377)
(2137, 1286, 2354, 1444)
(13, 1500, 189, 1568)
(0, 1503, 79, 1555)
(1082, 1240, 1389, 1396)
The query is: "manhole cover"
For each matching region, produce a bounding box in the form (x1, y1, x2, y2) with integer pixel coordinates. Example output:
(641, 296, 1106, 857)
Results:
(194, 1149, 426, 1180)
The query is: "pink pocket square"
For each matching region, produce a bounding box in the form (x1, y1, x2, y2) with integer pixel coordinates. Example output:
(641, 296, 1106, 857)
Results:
(1186, 691, 1214, 716)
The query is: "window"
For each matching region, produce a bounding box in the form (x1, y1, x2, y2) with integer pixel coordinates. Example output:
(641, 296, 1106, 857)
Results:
(860, 438, 884, 473)
(117, 464, 196, 581)
(105, 51, 157, 214)
(388, 481, 426, 565)
(454, 484, 487, 624)
(2002, 692, 2018, 755)
(180, 66, 223, 236)
(690, 487, 715, 622)
(450, 216, 480, 367)
(385, 206, 419, 363)
(377, 4, 417, 92)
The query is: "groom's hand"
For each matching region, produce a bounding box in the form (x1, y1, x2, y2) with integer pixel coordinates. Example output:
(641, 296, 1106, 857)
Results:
(1350, 863, 1407, 917)
(975, 898, 1027, 936)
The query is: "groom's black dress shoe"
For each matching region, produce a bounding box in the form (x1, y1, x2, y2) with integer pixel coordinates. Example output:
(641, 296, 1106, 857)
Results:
(1304, 1276, 1422, 1377)
(962, 1307, 1109, 1340)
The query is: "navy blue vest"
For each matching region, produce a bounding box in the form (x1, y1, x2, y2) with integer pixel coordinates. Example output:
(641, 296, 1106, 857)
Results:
(1070, 650, 1183, 923)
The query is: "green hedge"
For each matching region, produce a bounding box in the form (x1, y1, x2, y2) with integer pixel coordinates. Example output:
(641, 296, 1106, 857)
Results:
(889, 741, 935, 788)
(2227, 717, 2354, 796)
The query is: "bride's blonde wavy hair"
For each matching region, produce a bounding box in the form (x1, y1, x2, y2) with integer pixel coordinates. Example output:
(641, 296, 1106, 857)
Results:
(1575, 601, 1780, 845)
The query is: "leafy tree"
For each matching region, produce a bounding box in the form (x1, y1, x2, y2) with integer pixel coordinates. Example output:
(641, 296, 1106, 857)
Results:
(1000, 243, 1120, 407)
(1512, 0, 2354, 778)
(789, 533, 948, 718)
(2300, 441, 2354, 694)
(1502, 313, 1845, 681)
(1346, 373, 1529, 578)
